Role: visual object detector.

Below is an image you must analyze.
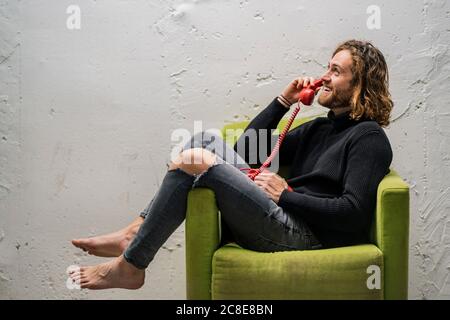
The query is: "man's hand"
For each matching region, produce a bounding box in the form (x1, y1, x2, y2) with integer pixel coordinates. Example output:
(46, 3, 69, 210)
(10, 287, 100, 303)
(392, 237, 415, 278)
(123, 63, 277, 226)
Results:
(254, 170, 289, 203)
(281, 76, 320, 105)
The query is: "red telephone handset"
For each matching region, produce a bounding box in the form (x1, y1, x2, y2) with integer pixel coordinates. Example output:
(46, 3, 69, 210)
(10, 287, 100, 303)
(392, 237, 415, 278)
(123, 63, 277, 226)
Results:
(298, 79, 323, 105)
(241, 78, 324, 181)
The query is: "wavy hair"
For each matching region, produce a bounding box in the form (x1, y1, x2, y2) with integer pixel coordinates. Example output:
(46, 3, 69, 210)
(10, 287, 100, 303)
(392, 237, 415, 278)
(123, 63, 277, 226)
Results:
(333, 40, 393, 127)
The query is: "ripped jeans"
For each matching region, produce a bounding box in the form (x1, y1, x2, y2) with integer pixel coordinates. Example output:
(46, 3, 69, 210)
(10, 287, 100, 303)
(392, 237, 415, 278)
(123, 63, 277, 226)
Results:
(123, 131, 322, 269)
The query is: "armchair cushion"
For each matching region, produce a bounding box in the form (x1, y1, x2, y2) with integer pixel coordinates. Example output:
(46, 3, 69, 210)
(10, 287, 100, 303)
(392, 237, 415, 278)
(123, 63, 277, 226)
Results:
(212, 243, 383, 300)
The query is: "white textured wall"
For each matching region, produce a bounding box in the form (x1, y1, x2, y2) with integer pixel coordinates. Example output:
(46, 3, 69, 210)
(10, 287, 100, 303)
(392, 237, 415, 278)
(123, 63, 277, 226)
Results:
(0, 0, 449, 299)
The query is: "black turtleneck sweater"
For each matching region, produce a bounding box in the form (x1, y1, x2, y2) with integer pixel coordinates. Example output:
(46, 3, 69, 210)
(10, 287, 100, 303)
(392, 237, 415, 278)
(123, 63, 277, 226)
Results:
(233, 97, 393, 248)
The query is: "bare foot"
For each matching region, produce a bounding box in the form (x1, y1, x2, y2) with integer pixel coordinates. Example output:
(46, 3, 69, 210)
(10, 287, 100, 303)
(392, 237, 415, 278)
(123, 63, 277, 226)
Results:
(69, 255, 145, 290)
(72, 217, 143, 257)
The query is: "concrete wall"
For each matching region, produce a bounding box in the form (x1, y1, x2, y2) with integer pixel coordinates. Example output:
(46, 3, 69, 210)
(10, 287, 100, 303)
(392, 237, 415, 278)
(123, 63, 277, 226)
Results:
(0, 0, 449, 299)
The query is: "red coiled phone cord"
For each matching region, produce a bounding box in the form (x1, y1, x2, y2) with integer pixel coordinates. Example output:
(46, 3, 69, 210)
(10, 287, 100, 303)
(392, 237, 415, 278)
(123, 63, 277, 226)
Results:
(239, 79, 324, 185)
(239, 102, 302, 180)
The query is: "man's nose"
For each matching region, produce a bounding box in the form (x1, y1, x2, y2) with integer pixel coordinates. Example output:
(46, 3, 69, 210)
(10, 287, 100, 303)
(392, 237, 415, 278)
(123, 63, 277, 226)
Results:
(321, 72, 331, 83)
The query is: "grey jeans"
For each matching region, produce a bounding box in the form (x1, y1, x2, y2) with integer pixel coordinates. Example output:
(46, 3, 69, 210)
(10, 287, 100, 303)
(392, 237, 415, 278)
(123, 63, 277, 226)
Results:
(124, 131, 322, 269)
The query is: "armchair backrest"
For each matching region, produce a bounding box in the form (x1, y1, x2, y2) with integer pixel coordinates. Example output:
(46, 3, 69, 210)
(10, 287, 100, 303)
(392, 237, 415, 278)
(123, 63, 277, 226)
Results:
(221, 116, 410, 299)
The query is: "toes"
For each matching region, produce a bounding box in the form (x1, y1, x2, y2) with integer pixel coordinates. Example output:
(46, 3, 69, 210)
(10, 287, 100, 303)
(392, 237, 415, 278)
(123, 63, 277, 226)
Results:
(78, 273, 91, 288)
(67, 264, 82, 276)
(71, 239, 83, 247)
(72, 239, 90, 252)
(69, 268, 80, 276)
(68, 265, 88, 278)
(72, 238, 94, 248)
(81, 281, 93, 289)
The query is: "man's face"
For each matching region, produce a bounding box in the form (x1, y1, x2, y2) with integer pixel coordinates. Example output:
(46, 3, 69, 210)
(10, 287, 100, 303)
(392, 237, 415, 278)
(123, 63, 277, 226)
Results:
(318, 49, 355, 110)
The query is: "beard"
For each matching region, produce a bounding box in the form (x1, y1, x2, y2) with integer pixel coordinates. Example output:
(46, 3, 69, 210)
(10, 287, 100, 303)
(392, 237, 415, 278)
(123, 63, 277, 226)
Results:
(318, 87, 353, 110)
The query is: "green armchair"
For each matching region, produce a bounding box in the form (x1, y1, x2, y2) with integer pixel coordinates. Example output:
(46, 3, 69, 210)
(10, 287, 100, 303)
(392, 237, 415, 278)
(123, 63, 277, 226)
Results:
(185, 118, 410, 300)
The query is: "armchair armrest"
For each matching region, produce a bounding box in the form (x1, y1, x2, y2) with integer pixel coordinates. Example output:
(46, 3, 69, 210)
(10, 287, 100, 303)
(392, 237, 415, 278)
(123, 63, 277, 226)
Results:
(374, 169, 410, 299)
(185, 188, 221, 300)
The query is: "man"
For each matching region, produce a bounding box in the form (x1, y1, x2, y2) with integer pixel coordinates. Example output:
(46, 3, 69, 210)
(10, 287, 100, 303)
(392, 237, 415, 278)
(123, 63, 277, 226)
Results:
(69, 39, 393, 290)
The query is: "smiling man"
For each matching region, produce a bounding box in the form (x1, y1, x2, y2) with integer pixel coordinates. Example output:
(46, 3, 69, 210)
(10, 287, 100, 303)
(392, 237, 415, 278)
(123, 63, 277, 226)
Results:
(70, 39, 394, 290)
(253, 39, 394, 249)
